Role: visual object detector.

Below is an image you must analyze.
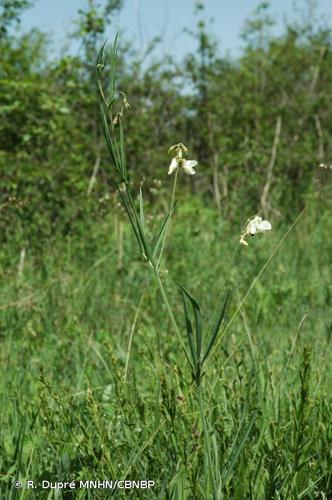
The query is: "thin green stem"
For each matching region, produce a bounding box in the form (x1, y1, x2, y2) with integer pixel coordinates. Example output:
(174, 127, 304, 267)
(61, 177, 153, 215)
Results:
(206, 194, 320, 365)
(198, 384, 218, 499)
(156, 167, 179, 269)
(207, 184, 332, 365)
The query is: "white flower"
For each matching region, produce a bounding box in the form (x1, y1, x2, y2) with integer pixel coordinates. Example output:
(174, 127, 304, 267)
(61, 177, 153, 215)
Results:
(167, 143, 197, 176)
(240, 215, 272, 246)
(248, 216, 272, 235)
(182, 160, 197, 175)
(168, 158, 198, 176)
(168, 157, 178, 175)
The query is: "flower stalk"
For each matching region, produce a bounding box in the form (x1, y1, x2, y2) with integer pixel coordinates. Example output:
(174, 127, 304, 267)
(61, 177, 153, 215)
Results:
(156, 166, 178, 269)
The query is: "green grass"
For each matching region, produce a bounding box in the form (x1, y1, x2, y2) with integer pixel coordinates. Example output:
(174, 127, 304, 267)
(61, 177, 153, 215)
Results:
(0, 194, 332, 499)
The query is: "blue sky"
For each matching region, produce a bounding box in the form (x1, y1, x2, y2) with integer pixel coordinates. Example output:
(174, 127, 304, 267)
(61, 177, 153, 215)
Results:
(21, 0, 332, 59)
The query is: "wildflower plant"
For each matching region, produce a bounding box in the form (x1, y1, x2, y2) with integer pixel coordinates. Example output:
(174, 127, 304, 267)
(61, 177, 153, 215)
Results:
(97, 37, 229, 359)
(97, 37, 231, 496)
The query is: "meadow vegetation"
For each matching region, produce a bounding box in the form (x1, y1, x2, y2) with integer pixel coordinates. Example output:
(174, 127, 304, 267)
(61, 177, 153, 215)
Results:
(0, 1, 332, 498)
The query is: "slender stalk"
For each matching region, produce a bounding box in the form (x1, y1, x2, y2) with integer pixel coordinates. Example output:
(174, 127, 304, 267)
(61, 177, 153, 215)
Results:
(149, 166, 193, 363)
(198, 384, 218, 499)
(156, 167, 179, 269)
(206, 191, 323, 365)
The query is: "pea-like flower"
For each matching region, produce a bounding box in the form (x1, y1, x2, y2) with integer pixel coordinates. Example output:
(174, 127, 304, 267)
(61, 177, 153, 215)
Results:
(168, 157, 198, 176)
(168, 143, 198, 176)
(240, 215, 272, 246)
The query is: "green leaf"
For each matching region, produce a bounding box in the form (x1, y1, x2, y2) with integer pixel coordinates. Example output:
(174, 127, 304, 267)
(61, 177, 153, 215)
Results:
(126, 189, 151, 262)
(152, 200, 177, 261)
(181, 290, 197, 370)
(99, 99, 121, 174)
(202, 289, 230, 364)
(177, 282, 202, 363)
(118, 187, 151, 263)
(117, 188, 144, 253)
(119, 121, 127, 181)
(109, 33, 119, 95)
(96, 39, 107, 75)
(139, 187, 145, 233)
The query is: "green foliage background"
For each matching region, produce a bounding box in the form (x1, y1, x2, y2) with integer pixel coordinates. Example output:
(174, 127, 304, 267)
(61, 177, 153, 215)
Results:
(0, 1, 332, 498)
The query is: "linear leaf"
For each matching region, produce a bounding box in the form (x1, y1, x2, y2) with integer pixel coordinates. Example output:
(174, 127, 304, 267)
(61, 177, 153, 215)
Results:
(126, 189, 151, 261)
(109, 33, 118, 95)
(139, 188, 145, 233)
(119, 121, 127, 181)
(181, 291, 197, 369)
(96, 39, 107, 74)
(177, 282, 202, 363)
(152, 200, 177, 260)
(202, 289, 230, 364)
(118, 188, 144, 256)
(99, 100, 121, 172)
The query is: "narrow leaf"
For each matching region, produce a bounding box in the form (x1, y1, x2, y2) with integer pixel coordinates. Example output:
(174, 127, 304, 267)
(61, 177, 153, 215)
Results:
(177, 282, 202, 362)
(99, 100, 121, 172)
(152, 200, 177, 260)
(119, 121, 127, 181)
(139, 188, 145, 233)
(181, 291, 197, 369)
(118, 188, 144, 256)
(202, 289, 230, 364)
(126, 189, 151, 261)
(96, 39, 107, 75)
(109, 34, 119, 95)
